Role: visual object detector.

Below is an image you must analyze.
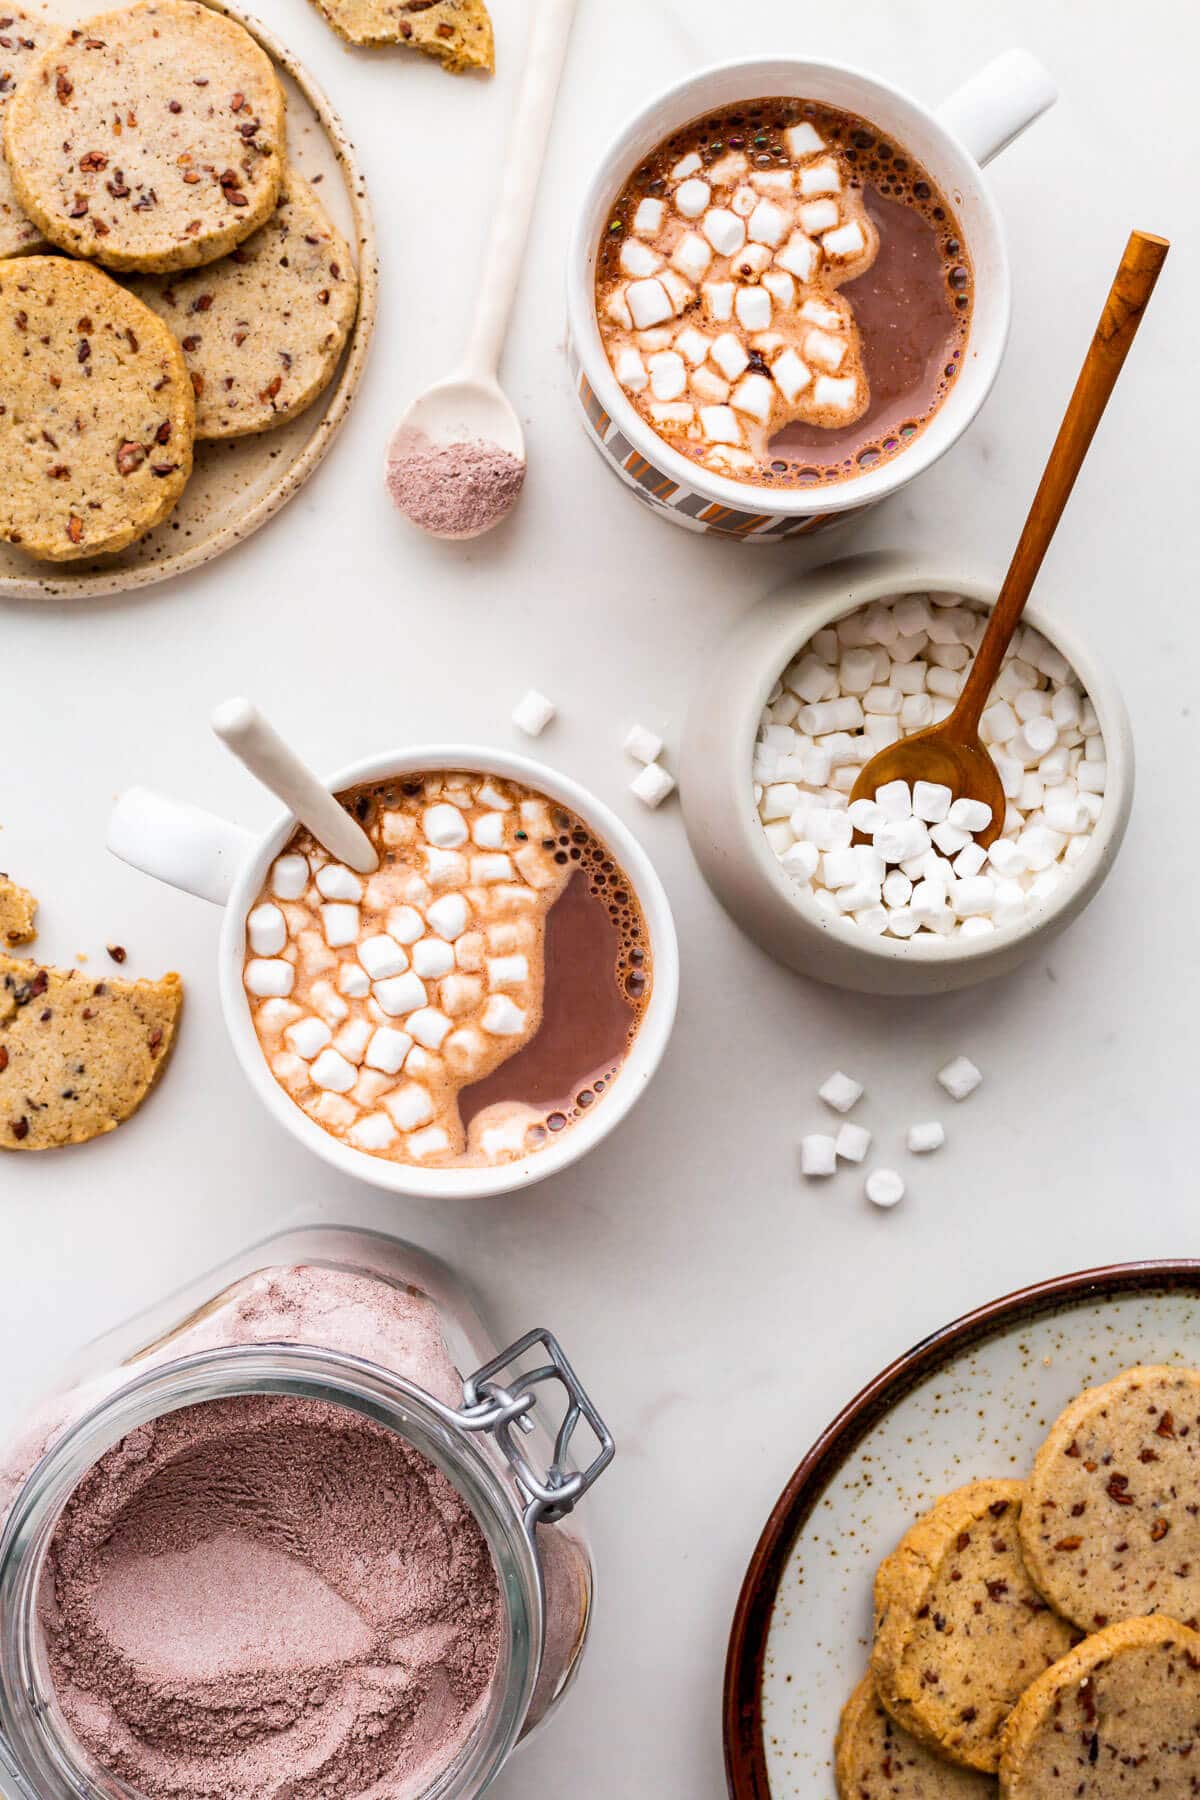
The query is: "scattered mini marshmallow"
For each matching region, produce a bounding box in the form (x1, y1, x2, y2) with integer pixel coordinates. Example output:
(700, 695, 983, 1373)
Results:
(835, 1121, 871, 1163)
(512, 689, 556, 737)
(937, 1055, 982, 1101)
(865, 1167, 905, 1209)
(630, 763, 676, 809)
(819, 1070, 863, 1114)
(907, 1120, 945, 1154)
(625, 723, 665, 765)
(801, 1133, 837, 1177)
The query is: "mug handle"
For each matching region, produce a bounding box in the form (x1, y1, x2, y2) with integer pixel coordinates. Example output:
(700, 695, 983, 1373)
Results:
(108, 787, 255, 908)
(937, 48, 1058, 168)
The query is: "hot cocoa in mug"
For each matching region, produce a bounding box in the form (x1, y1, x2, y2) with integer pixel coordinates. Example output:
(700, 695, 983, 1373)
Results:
(568, 52, 1057, 537)
(108, 745, 679, 1198)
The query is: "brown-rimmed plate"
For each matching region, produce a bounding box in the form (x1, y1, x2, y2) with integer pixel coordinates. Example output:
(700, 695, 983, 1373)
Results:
(723, 1261, 1200, 1798)
(0, 0, 377, 600)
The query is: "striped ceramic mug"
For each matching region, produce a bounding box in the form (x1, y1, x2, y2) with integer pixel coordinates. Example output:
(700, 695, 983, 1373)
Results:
(566, 51, 1056, 541)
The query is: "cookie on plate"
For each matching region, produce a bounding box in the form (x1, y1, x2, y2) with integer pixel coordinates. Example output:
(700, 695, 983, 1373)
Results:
(1021, 1365, 1200, 1633)
(309, 0, 493, 69)
(836, 1671, 997, 1797)
(128, 169, 358, 438)
(998, 1615, 1200, 1795)
(0, 257, 194, 561)
(872, 1479, 1077, 1773)
(0, 953, 182, 1148)
(0, 7, 60, 257)
(3, 0, 285, 272)
(0, 876, 37, 946)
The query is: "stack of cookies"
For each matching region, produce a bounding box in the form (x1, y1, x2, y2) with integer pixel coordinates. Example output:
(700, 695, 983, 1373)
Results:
(836, 1365, 1200, 1795)
(0, 0, 358, 562)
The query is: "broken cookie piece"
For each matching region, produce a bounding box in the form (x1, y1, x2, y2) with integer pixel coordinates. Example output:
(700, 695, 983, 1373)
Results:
(307, 0, 494, 69)
(0, 953, 182, 1149)
(0, 877, 38, 948)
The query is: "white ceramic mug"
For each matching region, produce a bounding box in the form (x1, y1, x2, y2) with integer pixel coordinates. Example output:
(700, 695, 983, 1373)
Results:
(107, 747, 680, 1198)
(567, 49, 1057, 540)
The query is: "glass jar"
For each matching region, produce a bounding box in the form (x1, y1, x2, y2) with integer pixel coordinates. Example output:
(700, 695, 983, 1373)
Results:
(0, 1227, 612, 1800)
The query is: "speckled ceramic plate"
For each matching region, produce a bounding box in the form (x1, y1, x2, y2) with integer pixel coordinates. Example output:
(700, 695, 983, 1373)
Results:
(0, 0, 377, 600)
(723, 1261, 1200, 1798)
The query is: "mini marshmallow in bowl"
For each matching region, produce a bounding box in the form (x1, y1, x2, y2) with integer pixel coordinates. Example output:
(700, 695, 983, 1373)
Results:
(754, 592, 1107, 943)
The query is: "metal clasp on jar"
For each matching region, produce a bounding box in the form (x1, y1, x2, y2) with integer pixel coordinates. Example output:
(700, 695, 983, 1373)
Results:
(456, 1330, 615, 1526)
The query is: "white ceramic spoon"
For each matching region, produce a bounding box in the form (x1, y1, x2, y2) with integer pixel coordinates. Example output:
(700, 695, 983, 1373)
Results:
(212, 698, 379, 874)
(385, 0, 578, 539)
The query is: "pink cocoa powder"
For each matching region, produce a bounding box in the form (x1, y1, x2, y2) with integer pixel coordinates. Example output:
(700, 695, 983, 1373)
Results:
(40, 1392, 501, 1799)
(1, 1262, 591, 1785)
(385, 435, 526, 537)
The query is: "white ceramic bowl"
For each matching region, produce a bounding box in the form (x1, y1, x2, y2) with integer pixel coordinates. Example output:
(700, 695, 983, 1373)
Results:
(679, 552, 1133, 995)
(108, 746, 679, 1198)
(566, 52, 1056, 540)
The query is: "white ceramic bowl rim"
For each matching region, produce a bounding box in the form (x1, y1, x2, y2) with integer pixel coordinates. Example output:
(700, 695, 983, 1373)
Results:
(747, 572, 1128, 964)
(217, 746, 680, 1199)
(567, 54, 1011, 517)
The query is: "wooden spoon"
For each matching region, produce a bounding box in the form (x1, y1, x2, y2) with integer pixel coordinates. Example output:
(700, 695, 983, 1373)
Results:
(851, 229, 1168, 847)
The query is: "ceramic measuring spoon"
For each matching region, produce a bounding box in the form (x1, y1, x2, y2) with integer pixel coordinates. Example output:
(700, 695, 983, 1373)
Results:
(212, 698, 379, 874)
(385, 0, 578, 539)
(852, 229, 1168, 846)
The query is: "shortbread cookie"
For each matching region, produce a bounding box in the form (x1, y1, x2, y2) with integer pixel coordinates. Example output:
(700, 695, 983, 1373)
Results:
(0, 876, 36, 946)
(872, 1480, 1077, 1773)
(1021, 1365, 1200, 1633)
(0, 8, 58, 256)
(999, 1616, 1200, 1795)
(3, 0, 285, 272)
(128, 169, 357, 438)
(836, 1672, 997, 1797)
(0, 257, 194, 560)
(309, 0, 493, 69)
(0, 953, 181, 1148)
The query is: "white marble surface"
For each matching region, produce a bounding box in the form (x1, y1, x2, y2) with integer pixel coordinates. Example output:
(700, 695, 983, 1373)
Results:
(0, 1, 1194, 1793)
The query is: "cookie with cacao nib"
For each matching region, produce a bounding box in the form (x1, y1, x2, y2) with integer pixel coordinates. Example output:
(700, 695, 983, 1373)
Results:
(0, 257, 193, 560)
(872, 1480, 1078, 1774)
(0, 953, 182, 1149)
(1020, 1365, 1200, 1634)
(0, 7, 62, 256)
(999, 1616, 1200, 1796)
(128, 169, 358, 438)
(836, 1671, 997, 1798)
(308, 0, 493, 69)
(0, 876, 36, 947)
(3, 0, 284, 272)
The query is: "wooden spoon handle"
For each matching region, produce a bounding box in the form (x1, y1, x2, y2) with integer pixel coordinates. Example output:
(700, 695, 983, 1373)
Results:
(956, 229, 1169, 729)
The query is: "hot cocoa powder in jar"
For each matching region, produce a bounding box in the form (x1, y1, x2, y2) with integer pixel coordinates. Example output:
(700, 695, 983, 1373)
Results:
(0, 1230, 604, 1800)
